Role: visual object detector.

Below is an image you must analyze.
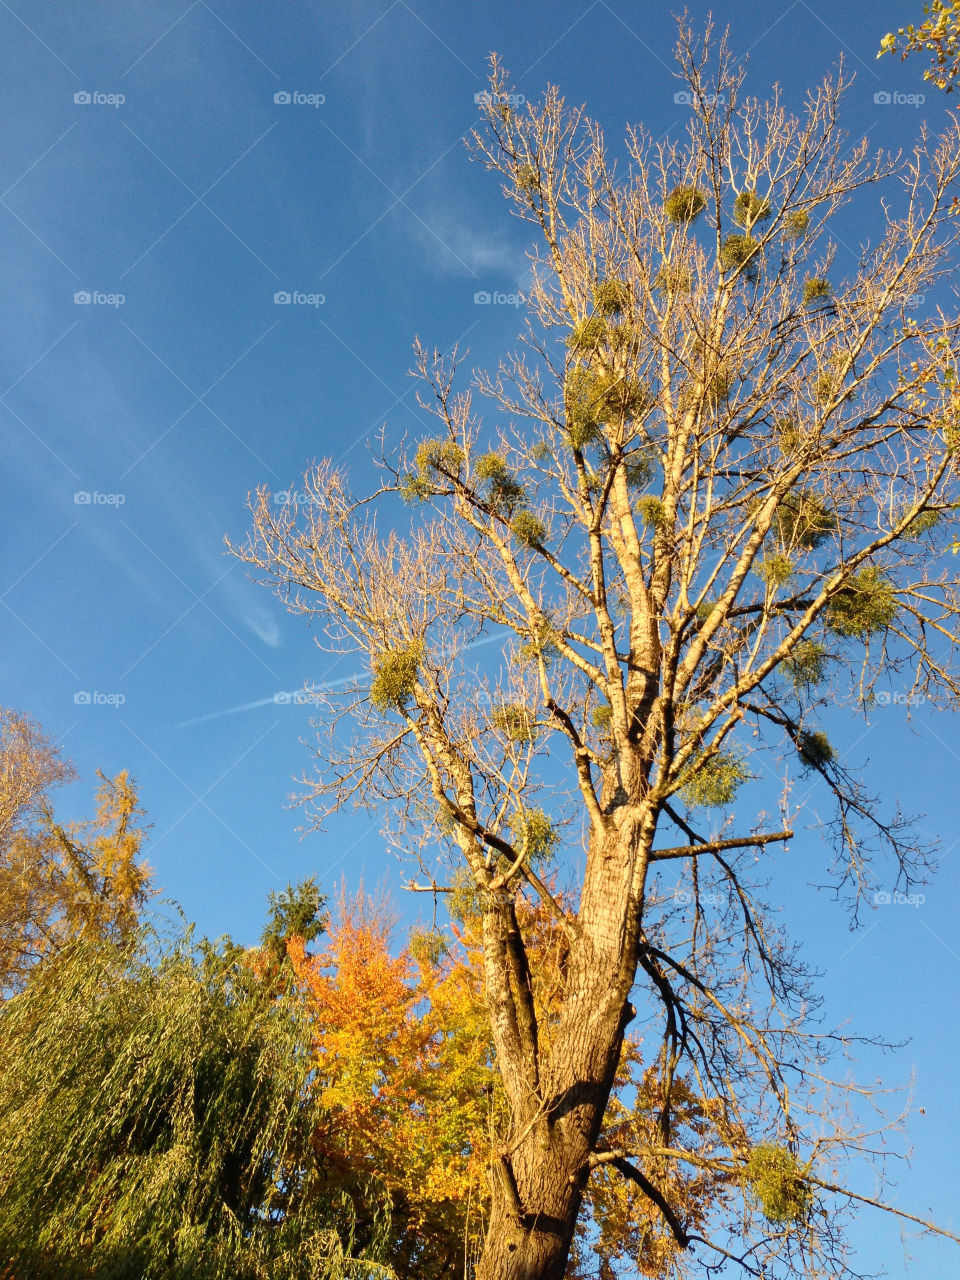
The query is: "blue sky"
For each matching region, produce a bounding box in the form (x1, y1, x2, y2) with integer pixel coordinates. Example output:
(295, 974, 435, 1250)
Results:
(1, 0, 958, 1271)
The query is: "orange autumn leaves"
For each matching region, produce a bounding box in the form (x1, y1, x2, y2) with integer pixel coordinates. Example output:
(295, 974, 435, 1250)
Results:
(287, 894, 495, 1273)
(282, 891, 733, 1279)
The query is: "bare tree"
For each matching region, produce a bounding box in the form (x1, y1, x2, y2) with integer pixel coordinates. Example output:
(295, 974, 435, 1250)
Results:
(235, 22, 960, 1279)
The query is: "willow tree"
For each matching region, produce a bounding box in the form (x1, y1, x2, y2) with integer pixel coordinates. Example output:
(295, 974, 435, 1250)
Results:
(236, 23, 960, 1280)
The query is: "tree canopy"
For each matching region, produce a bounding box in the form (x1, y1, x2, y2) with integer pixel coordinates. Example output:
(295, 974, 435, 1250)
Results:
(235, 20, 960, 1280)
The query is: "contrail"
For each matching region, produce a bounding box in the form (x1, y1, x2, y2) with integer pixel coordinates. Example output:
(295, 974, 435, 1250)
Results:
(174, 627, 513, 729)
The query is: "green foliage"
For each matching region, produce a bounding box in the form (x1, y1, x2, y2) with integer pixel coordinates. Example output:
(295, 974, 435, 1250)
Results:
(370, 644, 423, 713)
(407, 928, 448, 968)
(474, 452, 526, 513)
(566, 314, 608, 352)
(508, 808, 559, 863)
(827, 568, 899, 639)
(745, 1144, 812, 1224)
(733, 190, 772, 227)
(903, 507, 941, 538)
(511, 510, 549, 548)
(664, 185, 707, 223)
(802, 276, 832, 305)
(774, 416, 804, 454)
(797, 730, 836, 771)
(261, 878, 328, 967)
(517, 619, 560, 666)
(401, 438, 464, 502)
(593, 279, 630, 316)
(565, 368, 652, 448)
(529, 440, 552, 462)
(636, 495, 667, 528)
(783, 639, 831, 690)
(625, 453, 655, 488)
(0, 929, 391, 1279)
(719, 234, 761, 277)
(654, 263, 694, 294)
(678, 750, 748, 809)
(492, 704, 536, 744)
(448, 865, 483, 923)
(783, 208, 811, 237)
(591, 704, 613, 732)
(515, 164, 540, 193)
(757, 553, 794, 588)
(774, 490, 837, 550)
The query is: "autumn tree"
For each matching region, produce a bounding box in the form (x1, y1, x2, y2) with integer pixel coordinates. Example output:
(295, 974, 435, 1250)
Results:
(236, 21, 960, 1279)
(0, 707, 152, 993)
(880, 1, 960, 90)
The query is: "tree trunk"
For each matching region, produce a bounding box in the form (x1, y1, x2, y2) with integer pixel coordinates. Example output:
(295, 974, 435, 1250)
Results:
(475, 810, 653, 1280)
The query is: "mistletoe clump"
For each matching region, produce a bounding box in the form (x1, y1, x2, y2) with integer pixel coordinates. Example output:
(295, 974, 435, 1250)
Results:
(636, 496, 667, 528)
(655, 263, 694, 294)
(509, 808, 559, 863)
(515, 163, 540, 193)
(566, 368, 651, 448)
(593, 278, 630, 316)
(474, 452, 526, 514)
(664, 184, 707, 224)
(401, 437, 465, 502)
(802, 277, 832, 305)
(783, 639, 831, 690)
(827, 568, 899, 639)
(757, 553, 794, 588)
(678, 749, 748, 809)
(797, 729, 836, 770)
(745, 1144, 812, 1224)
(774, 490, 838, 550)
(783, 207, 811, 237)
(719, 233, 761, 277)
(370, 643, 423, 712)
(492, 704, 536, 744)
(733, 189, 772, 227)
(566, 314, 608, 352)
(511, 510, 549, 548)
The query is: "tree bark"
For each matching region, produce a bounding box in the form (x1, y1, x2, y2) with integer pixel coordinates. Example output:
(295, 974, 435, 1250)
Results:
(475, 817, 652, 1280)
